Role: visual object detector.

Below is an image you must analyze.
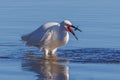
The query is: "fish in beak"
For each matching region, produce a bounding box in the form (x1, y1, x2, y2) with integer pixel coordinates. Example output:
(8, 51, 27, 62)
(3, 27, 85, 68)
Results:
(67, 25, 82, 40)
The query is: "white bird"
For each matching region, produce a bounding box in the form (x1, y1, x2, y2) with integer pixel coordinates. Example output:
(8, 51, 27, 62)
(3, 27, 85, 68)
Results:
(21, 20, 81, 56)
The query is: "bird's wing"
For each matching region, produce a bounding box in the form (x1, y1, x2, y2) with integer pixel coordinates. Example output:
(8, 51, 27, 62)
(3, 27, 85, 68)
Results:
(39, 29, 53, 45)
(40, 29, 52, 42)
(26, 22, 59, 46)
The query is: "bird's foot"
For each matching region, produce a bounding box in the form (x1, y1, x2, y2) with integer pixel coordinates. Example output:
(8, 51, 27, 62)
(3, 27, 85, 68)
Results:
(43, 54, 49, 59)
(49, 53, 57, 59)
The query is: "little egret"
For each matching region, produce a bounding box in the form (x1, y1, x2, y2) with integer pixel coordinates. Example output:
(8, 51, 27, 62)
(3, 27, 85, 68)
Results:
(21, 20, 81, 56)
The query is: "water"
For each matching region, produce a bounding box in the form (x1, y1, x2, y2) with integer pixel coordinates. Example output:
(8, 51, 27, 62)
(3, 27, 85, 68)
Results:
(0, 0, 120, 80)
(0, 0, 120, 62)
(0, 0, 120, 48)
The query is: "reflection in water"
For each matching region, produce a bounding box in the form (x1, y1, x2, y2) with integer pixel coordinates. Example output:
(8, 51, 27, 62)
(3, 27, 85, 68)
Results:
(22, 54, 69, 80)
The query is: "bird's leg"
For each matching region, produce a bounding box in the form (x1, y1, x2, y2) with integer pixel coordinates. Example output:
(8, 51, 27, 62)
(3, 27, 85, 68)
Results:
(50, 48, 57, 54)
(50, 48, 57, 58)
(44, 49, 49, 57)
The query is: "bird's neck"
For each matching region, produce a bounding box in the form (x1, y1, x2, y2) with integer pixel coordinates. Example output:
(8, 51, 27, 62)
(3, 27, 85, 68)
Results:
(59, 25, 67, 35)
(58, 26, 69, 43)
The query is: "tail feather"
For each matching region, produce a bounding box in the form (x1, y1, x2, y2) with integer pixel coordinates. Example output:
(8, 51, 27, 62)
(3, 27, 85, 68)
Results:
(21, 34, 31, 41)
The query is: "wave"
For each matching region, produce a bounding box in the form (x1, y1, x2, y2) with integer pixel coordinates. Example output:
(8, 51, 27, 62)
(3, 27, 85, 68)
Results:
(0, 48, 120, 63)
(58, 48, 120, 63)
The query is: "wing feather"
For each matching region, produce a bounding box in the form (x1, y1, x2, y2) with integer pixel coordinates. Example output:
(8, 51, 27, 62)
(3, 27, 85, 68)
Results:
(24, 22, 59, 47)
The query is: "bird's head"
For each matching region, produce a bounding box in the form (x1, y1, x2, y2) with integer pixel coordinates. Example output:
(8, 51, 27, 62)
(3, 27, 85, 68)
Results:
(62, 20, 82, 40)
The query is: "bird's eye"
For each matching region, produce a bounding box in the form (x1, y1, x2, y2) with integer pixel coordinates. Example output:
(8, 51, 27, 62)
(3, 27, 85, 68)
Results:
(66, 24, 70, 26)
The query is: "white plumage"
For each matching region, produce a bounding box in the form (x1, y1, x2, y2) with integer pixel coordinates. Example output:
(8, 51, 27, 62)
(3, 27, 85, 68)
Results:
(21, 20, 80, 56)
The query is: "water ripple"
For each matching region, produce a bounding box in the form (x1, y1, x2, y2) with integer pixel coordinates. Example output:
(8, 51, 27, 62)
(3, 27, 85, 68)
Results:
(1, 48, 120, 63)
(58, 48, 120, 63)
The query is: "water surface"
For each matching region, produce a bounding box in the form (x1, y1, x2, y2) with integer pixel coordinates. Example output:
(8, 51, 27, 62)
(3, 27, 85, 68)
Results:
(0, 0, 120, 80)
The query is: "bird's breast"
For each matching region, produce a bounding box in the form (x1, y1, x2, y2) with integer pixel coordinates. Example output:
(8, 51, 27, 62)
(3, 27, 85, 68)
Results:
(43, 29, 69, 50)
(58, 32, 69, 46)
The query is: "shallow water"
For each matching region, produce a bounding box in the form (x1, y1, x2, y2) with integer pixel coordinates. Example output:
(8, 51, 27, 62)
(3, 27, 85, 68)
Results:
(1, 48, 120, 80)
(0, 0, 120, 80)
(1, 53, 120, 80)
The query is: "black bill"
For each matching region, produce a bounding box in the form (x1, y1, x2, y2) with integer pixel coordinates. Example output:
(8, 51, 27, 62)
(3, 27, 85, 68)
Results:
(71, 31, 78, 40)
(71, 25, 82, 40)
(71, 25, 82, 32)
